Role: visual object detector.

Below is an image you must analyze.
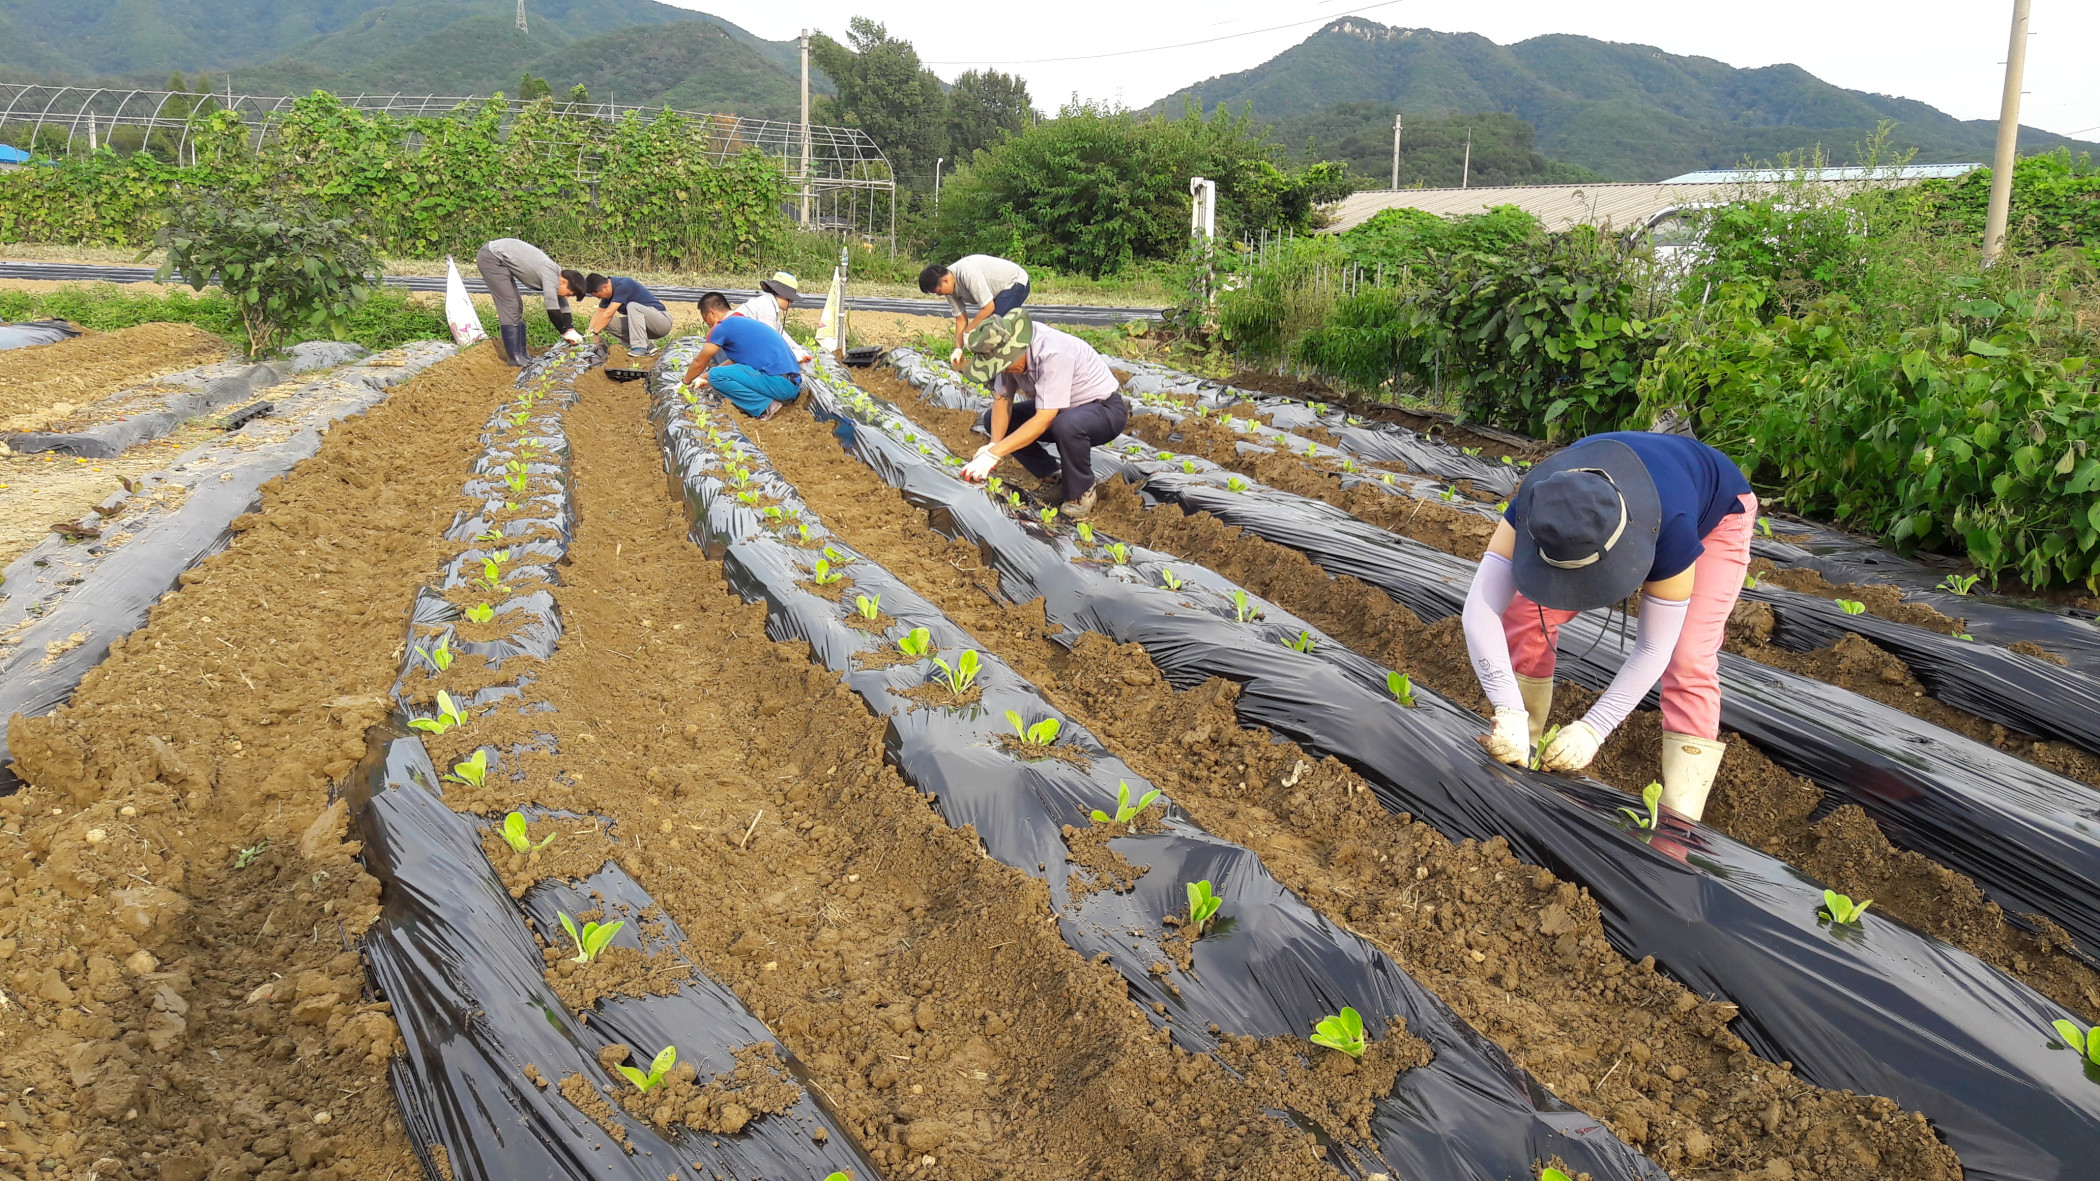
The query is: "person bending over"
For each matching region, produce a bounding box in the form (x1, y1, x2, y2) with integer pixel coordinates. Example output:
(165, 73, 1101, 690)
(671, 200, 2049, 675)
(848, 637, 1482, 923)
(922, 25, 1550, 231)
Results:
(474, 237, 582, 366)
(920, 254, 1029, 363)
(956, 311, 1125, 518)
(1462, 431, 1755, 821)
(583, 272, 672, 357)
(680, 291, 804, 420)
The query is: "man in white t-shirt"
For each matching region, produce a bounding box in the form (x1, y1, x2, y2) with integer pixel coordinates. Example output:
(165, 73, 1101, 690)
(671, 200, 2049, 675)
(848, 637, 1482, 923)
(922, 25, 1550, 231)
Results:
(956, 310, 1126, 518)
(920, 254, 1030, 360)
(728, 272, 810, 363)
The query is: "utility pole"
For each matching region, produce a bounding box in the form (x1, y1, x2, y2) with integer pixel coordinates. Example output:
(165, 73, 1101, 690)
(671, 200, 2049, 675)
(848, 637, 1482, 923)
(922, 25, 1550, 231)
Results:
(1461, 126, 1472, 189)
(799, 30, 813, 227)
(1982, 0, 2031, 266)
(933, 158, 944, 217)
(1390, 112, 1402, 189)
(515, 0, 528, 33)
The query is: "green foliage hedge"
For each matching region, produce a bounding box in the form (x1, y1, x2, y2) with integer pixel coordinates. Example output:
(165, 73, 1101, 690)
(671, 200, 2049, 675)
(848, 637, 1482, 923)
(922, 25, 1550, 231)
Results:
(1905, 151, 2100, 252)
(0, 283, 563, 354)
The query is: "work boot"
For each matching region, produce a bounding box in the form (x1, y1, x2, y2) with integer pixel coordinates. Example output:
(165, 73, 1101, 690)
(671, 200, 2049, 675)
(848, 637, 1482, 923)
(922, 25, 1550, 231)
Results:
(1515, 673, 1554, 745)
(1659, 732, 1727, 822)
(499, 324, 529, 367)
(1061, 487, 1097, 518)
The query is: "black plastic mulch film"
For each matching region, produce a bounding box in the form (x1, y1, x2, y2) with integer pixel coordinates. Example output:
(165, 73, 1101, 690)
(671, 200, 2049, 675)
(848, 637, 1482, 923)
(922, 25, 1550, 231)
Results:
(848, 350, 2100, 1180)
(344, 343, 873, 1181)
(648, 340, 1666, 1181)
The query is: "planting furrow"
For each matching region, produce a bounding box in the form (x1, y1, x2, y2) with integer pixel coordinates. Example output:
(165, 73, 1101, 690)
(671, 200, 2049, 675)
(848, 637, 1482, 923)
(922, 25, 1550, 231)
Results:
(349, 345, 874, 1181)
(819, 356, 2100, 1181)
(654, 344, 1667, 1181)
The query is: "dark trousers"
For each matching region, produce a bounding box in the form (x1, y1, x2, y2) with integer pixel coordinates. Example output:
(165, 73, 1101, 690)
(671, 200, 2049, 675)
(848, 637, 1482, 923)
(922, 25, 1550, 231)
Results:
(990, 282, 1030, 315)
(977, 394, 1127, 502)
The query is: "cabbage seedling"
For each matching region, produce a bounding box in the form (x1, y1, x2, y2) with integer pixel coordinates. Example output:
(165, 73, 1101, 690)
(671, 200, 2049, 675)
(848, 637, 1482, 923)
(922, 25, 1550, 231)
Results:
(1618, 780, 1662, 831)
(797, 523, 813, 542)
(1439, 487, 1457, 502)
(415, 635, 456, 672)
(1309, 1007, 1366, 1058)
(1836, 599, 1866, 615)
(1231, 590, 1254, 623)
(1106, 542, 1129, 565)
(1007, 491, 1023, 508)
(1310, 402, 1326, 415)
(1039, 507, 1058, 526)
(1281, 630, 1316, 654)
(499, 810, 555, 855)
(1381, 473, 1394, 486)
(986, 476, 1003, 498)
(736, 490, 759, 506)
(1077, 522, 1094, 545)
(1341, 459, 1356, 474)
(474, 528, 504, 544)
(855, 593, 881, 621)
(822, 545, 853, 566)
(1818, 890, 1872, 925)
(1125, 443, 1143, 455)
(1181, 459, 1198, 474)
(1186, 879, 1221, 935)
(1939, 573, 1981, 595)
(445, 749, 489, 789)
(465, 602, 495, 624)
(1226, 476, 1249, 492)
(2049, 1020, 2100, 1068)
(409, 691, 469, 735)
(931, 649, 981, 695)
(1157, 450, 1172, 460)
(1387, 671, 1416, 707)
(617, 1045, 677, 1093)
(898, 627, 933, 658)
(812, 559, 845, 585)
(1304, 442, 1318, 458)
(1531, 724, 1561, 771)
(1090, 780, 1162, 825)
(1005, 711, 1061, 746)
(727, 468, 750, 488)
(1161, 569, 1184, 590)
(557, 911, 624, 964)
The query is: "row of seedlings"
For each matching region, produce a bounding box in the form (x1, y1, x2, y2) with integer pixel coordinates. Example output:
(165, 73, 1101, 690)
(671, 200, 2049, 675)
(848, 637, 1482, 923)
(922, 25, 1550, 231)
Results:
(349, 343, 873, 1181)
(650, 339, 1669, 1181)
(828, 352, 2100, 1181)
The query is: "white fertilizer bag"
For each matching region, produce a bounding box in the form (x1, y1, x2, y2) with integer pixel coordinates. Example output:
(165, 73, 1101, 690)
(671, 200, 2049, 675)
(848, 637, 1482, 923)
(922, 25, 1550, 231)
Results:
(444, 257, 487, 347)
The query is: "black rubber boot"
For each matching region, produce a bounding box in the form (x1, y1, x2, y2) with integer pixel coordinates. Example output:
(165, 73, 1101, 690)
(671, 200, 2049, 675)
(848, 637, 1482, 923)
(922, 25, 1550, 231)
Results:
(499, 323, 529, 367)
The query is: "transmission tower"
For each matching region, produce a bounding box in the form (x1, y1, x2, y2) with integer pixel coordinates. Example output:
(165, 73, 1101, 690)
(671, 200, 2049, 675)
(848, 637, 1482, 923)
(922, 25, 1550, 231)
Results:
(515, 0, 528, 33)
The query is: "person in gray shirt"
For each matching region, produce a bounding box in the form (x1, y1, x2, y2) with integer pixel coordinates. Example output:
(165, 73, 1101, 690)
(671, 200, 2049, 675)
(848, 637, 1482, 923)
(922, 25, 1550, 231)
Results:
(919, 254, 1030, 360)
(474, 238, 584, 366)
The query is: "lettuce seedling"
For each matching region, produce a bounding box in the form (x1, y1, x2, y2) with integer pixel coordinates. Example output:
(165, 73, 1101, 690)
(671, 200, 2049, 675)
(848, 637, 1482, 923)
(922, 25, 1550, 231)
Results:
(1039, 507, 1058, 526)
(1231, 590, 1255, 623)
(500, 810, 556, 855)
(1161, 568, 1184, 590)
(1835, 599, 1866, 615)
(1310, 1007, 1366, 1058)
(855, 593, 881, 621)
(1744, 572, 1760, 590)
(1125, 443, 1144, 454)
(727, 468, 750, 488)
(1439, 487, 1457, 502)
(1757, 517, 1774, 538)
(823, 545, 852, 566)
(1939, 573, 1981, 595)
(1107, 542, 1129, 564)
(1226, 476, 1248, 492)
(509, 410, 530, 426)
(465, 602, 495, 624)
(409, 691, 469, 735)
(1387, 671, 1416, 707)
(445, 749, 489, 789)
(474, 528, 504, 544)
(1280, 630, 1316, 654)
(1310, 402, 1326, 415)
(557, 911, 623, 964)
(1381, 473, 1394, 485)
(1181, 459, 1198, 474)
(1007, 491, 1023, 508)
(798, 523, 813, 542)
(1186, 879, 1221, 936)
(931, 649, 981, 695)
(986, 476, 1003, 498)
(1818, 890, 1872, 925)
(1304, 442, 1318, 458)
(1077, 522, 1094, 544)
(1005, 711, 1061, 746)
(1531, 724, 1561, 771)
(1618, 780, 1662, 831)
(1157, 450, 1172, 460)
(617, 1045, 677, 1093)
(737, 490, 760, 506)
(898, 627, 932, 658)
(2050, 1020, 2100, 1068)
(1090, 780, 1162, 825)
(812, 559, 844, 585)
(1341, 459, 1356, 474)
(415, 635, 456, 672)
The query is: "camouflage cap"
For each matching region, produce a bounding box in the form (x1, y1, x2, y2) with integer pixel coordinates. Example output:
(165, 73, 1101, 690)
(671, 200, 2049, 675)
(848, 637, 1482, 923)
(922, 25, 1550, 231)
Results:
(960, 309, 1034, 386)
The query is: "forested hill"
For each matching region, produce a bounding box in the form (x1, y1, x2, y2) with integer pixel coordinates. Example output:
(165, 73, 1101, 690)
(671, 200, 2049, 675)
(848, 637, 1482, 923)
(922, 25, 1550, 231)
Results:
(1155, 18, 2100, 181)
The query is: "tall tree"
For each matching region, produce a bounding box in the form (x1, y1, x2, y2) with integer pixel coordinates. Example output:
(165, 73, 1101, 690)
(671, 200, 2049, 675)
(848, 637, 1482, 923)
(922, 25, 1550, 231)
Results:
(946, 69, 1031, 163)
(811, 18, 945, 190)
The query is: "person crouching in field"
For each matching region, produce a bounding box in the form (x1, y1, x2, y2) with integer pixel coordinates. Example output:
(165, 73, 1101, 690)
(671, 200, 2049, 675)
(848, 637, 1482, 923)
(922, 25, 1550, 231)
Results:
(955, 311, 1126, 519)
(680, 291, 804, 420)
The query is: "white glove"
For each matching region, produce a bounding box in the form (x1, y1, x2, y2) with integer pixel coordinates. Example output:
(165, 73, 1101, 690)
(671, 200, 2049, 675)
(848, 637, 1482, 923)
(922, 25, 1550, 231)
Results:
(1482, 708, 1530, 766)
(960, 448, 998, 483)
(1541, 719, 1604, 772)
(949, 347, 965, 368)
(561, 329, 584, 345)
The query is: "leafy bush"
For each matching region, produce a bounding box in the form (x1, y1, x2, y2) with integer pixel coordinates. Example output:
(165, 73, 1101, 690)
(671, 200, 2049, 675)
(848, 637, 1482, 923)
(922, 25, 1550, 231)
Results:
(1338, 204, 1541, 271)
(153, 192, 379, 356)
(1905, 151, 2100, 253)
(1679, 196, 1869, 316)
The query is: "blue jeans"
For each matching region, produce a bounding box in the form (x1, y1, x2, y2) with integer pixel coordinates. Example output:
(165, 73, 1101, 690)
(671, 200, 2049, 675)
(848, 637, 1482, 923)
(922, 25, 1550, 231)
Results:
(990, 283, 1030, 315)
(709, 364, 800, 416)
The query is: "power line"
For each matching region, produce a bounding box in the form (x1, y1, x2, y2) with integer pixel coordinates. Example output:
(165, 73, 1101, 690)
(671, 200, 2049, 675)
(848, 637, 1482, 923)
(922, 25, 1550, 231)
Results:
(921, 1, 1408, 66)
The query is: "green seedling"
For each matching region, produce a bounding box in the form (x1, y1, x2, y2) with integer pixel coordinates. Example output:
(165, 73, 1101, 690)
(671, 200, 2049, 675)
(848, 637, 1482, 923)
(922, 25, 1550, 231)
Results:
(474, 528, 504, 544)
(1107, 542, 1129, 565)
(500, 810, 556, 855)
(1439, 487, 1457, 502)
(617, 1045, 677, 1094)
(474, 552, 510, 593)
(1836, 599, 1867, 615)
(1462, 446, 1482, 457)
(1161, 568, 1184, 590)
(503, 471, 529, 494)
(445, 749, 489, 790)
(1955, 632, 1975, 641)
(1273, 434, 1288, 446)
(1618, 780, 1663, 831)
(1182, 459, 1198, 474)
(1157, 450, 1172, 460)
(1387, 671, 1416, 707)
(465, 602, 495, 624)
(1039, 507, 1058, 526)
(798, 523, 813, 543)
(1542, 1171, 1574, 1181)
(1501, 455, 1515, 465)
(1186, 879, 1221, 935)
(1005, 711, 1062, 746)
(1819, 890, 1873, 925)
(2050, 1020, 2100, 1069)
(855, 593, 881, 621)
(1126, 443, 1144, 455)
(1231, 589, 1255, 623)
(1305, 442, 1319, 458)
(898, 627, 933, 658)
(1381, 473, 1395, 486)
(1310, 402, 1327, 415)
(1757, 517, 1774, 538)
(504, 501, 518, 511)
(1939, 573, 1981, 595)
(509, 411, 530, 426)
(1007, 491, 1023, 508)
(557, 911, 624, 964)
(234, 840, 269, 869)
(736, 490, 760, 506)
(1531, 723, 1562, 771)
(761, 506, 785, 522)
(1309, 1007, 1366, 1059)
(409, 691, 469, 735)
(986, 476, 1004, 498)
(1281, 630, 1316, 654)
(1494, 500, 1510, 513)
(1341, 459, 1356, 474)
(1077, 522, 1095, 545)
(1744, 572, 1761, 590)
(931, 649, 982, 695)
(727, 468, 750, 487)
(416, 635, 456, 672)
(1090, 780, 1162, 825)
(1226, 476, 1249, 492)
(812, 559, 845, 585)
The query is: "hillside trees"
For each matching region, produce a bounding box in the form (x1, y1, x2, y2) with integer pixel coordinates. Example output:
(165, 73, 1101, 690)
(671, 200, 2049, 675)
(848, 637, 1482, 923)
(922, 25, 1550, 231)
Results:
(812, 18, 946, 188)
(946, 68, 1032, 162)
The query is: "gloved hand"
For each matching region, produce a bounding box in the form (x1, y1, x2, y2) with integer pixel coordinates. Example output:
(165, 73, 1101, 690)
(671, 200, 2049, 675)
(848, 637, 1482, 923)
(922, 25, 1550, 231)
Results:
(1481, 707, 1530, 765)
(949, 347, 965, 368)
(561, 329, 584, 345)
(960, 447, 998, 483)
(1540, 719, 1603, 772)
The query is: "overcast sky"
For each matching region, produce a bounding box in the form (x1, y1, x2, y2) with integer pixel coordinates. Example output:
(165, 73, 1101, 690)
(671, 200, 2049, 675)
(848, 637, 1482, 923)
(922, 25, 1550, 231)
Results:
(671, 1, 2100, 141)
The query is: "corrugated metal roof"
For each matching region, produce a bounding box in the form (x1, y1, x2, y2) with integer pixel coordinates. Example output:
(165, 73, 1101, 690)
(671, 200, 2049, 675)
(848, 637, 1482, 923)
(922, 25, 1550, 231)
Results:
(1662, 164, 1980, 183)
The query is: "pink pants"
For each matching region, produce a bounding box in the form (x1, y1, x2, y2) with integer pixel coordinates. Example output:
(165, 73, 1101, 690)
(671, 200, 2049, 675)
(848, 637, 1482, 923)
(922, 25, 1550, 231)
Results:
(1502, 491, 1757, 740)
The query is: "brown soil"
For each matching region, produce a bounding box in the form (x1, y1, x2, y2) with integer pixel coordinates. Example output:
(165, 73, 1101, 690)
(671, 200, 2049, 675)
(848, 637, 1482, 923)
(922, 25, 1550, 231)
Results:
(4, 347, 524, 1181)
(742, 382, 1964, 1180)
(0, 323, 231, 425)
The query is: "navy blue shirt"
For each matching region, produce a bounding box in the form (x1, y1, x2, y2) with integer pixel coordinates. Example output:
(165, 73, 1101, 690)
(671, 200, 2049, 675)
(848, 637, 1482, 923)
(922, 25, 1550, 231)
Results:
(1505, 432, 1751, 580)
(598, 276, 666, 313)
(707, 315, 801, 378)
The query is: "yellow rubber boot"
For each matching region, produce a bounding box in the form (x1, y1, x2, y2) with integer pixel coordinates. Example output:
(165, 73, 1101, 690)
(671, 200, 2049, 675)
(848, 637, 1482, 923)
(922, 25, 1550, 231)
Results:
(1515, 673, 1554, 745)
(1659, 732, 1727, 822)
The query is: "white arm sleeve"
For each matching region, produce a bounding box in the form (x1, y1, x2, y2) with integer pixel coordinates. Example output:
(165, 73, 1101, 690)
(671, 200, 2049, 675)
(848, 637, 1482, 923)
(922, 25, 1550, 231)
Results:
(1462, 552, 1525, 714)
(1579, 594, 1691, 737)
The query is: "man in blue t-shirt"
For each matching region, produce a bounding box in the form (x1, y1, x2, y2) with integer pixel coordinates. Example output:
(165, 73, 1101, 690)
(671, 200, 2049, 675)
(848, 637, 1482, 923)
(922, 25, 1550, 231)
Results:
(680, 291, 804, 419)
(583, 272, 672, 357)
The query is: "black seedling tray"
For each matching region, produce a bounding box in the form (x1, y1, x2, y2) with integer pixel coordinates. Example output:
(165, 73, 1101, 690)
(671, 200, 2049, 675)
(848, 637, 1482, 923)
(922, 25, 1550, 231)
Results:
(603, 368, 648, 383)
(218, 400, 274, 429)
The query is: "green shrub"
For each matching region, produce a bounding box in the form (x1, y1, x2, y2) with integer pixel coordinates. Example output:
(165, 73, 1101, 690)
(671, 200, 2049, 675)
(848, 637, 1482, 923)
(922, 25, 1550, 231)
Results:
(153, 192, 379, 356)
(1904, 151, 2100, 253)
(1338, 204, 1541, 270)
